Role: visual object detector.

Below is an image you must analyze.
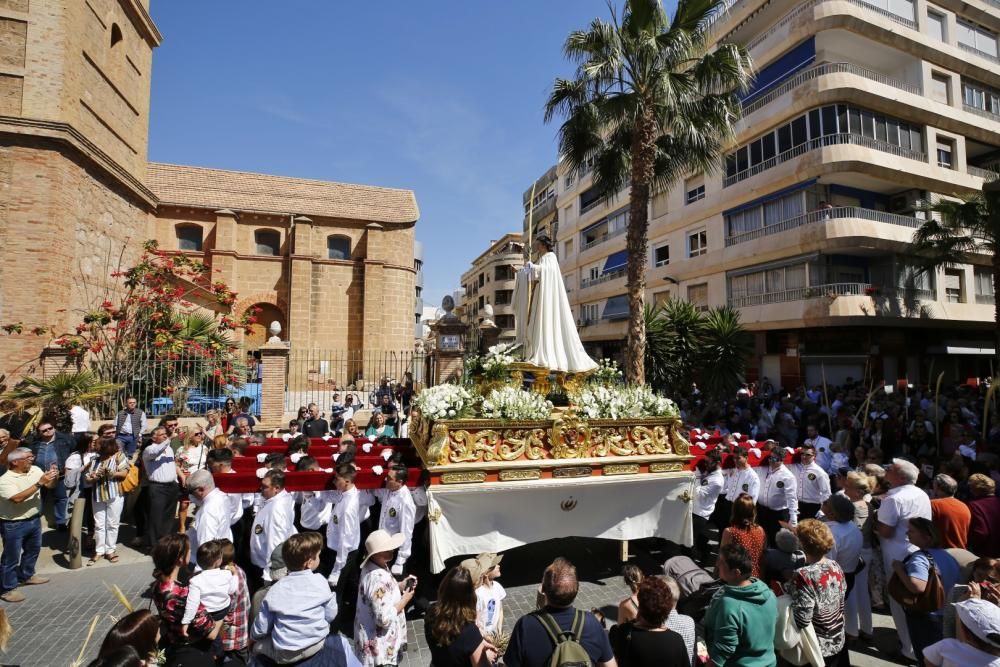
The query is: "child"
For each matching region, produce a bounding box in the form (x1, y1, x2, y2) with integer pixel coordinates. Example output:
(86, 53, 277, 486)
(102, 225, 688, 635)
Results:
(218, 539, 251, 664)
(474, 552, 506, 636)
(183, 541, 237, 635)
(252, 532, 338, 664)
(271, 419, 302, 442)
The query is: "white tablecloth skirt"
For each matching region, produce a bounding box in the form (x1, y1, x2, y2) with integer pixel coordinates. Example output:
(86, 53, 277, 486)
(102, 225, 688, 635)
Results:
(427, 473, 695, 572)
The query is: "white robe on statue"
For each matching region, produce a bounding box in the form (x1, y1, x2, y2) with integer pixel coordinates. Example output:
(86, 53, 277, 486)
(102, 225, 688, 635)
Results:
(513, 251, 598, 373)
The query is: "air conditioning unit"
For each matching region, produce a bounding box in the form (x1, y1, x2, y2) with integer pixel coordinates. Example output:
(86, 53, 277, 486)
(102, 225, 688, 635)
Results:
(888, 189, 924, 213)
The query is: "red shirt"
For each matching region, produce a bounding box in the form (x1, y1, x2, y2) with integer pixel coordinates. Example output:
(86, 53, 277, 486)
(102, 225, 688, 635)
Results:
(931, 497, 972, 549)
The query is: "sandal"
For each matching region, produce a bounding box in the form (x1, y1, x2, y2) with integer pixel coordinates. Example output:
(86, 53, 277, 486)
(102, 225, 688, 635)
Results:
(87, 556, 99, 566)
(105, 552, 119, 562)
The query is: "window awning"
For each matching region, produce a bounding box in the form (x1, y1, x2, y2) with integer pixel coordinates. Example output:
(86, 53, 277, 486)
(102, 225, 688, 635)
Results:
(602, 294, 629, 320)
(603, 250, 628, 273)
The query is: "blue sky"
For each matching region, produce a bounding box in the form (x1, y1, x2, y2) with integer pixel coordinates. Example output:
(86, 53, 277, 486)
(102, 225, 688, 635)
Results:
(147, 1, 657, 309)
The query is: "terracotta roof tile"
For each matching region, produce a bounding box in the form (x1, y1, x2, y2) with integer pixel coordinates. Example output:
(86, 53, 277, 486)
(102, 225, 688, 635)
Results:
(146, 162, 419, 224)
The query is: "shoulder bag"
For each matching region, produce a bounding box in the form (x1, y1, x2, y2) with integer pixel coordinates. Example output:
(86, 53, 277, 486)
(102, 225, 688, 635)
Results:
(888, 550, 944, 613)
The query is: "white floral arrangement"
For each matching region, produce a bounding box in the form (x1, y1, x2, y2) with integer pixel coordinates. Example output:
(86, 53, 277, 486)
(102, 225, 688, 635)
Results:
(589, 358, 623, 386)
(570, 384, 679, 420)
(481, 386, 553, 420)
(412, 383, 475, 421)
(481, 342, 518, 379)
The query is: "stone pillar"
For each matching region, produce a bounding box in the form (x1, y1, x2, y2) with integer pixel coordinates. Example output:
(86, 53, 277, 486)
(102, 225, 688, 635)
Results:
(430, 317, 470, 385)
(259, 340, 289, 428)
(211, 209, 239, 286)
(40, 344, 75, 378)
(288, 216, 314, 350)
(362, 223, 386, 355)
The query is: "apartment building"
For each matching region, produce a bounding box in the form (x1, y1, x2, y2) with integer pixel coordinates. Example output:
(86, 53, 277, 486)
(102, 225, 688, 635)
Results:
(523, 165, 560, 243)
(459, 234, 525, 347)
(557, 0, 1000, 387)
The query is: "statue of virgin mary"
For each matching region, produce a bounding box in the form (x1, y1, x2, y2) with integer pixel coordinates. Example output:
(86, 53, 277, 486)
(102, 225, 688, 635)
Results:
(512, 233, 598, 374)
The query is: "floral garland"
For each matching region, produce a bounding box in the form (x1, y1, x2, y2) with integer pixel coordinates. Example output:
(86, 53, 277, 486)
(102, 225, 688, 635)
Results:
(569, 384, 679, 420)
(412, 383, 475, 421)
(481, 386, 552, 420)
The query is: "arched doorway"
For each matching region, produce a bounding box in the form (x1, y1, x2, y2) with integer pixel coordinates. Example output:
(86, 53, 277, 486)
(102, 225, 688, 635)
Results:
(242, 303, 285, 350)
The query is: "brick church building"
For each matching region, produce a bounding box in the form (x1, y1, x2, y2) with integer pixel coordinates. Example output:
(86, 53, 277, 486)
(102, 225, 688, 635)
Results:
(0, 0, 419, 379)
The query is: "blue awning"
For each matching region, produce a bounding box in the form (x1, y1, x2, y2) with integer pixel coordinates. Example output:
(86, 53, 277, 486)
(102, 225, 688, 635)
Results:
(723, 179, 817, 217)
(602, 295, 629, 320)
(603, 250, 628, 273)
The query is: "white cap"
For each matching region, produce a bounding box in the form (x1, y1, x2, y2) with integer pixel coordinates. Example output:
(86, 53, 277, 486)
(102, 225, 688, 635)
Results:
(956, 598, 1000, 648)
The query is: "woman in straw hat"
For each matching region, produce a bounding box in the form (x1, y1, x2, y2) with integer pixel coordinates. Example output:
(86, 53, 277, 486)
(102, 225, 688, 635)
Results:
(354, 530, 417, 666)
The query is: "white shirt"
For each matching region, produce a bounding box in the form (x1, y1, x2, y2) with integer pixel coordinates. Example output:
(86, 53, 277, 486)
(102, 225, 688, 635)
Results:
(65, 451, 97, 489)
(183, 568, 237, 623)
(369, 486, 416, 565)
(297, 490, 332, 531)
(476, 581, 506, 635)
(190, 488, 234, 561)
(251, 490, 297, 580)
(878, 483, 932, 562)
(806, 436, 834, 472)
(725, 466, 761, 503)
(827, 520, 862, 573)
(794, 462, 832, 504)
(141, 439, 177, 483)
(70, 405, 91, 433)
(326, 487, 362, 581)
(923, 638, 1000, 667)
(759, 464, 798, 525)
(694, 469, 725, 519)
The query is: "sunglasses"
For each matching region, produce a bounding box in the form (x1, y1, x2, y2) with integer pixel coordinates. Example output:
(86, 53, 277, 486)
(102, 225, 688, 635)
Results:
(40, 427, 54, 433)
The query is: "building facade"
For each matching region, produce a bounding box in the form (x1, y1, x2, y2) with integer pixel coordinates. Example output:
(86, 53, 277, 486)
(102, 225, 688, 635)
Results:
(557, 0, 999, 386)
(459, 234, 525, 347)
(0, 0, 419, 380)
(523, 164, 559, 244)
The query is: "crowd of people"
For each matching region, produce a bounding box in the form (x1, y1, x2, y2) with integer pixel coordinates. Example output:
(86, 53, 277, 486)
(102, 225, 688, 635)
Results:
(3, 375, 1000, 666)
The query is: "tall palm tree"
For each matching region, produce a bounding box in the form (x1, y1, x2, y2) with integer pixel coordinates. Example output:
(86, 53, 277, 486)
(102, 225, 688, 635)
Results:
(545, 0, 753, 385)
(911, 184, 1000, 367)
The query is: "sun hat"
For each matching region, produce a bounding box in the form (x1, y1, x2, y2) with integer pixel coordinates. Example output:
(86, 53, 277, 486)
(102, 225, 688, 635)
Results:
(955, 598, 1000, 649)
(460, 558, 486, 583)
(361, 529, 405, 567)
(476, 552, 504, 572)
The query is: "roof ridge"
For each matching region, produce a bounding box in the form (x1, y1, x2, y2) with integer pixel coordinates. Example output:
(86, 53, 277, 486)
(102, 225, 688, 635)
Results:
(147, 162, 414, 195)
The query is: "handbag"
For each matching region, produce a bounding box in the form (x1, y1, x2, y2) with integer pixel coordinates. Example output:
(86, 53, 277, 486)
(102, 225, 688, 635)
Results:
(774, 594, 824, 667)
(120, 456, 140, 493)
(888, 550, 944, 612)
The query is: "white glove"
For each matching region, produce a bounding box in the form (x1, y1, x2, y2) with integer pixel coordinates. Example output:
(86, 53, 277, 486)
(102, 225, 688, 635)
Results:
(362, 443, 373, 454)
(390, 563, 404, 576)
(695, 442, 707, 450)
(380, 449, 393, 462)
(289, 452, 304, 464)
(749, 448, 761, 458)
(328, 573, 340, 588)
(256, 453, 268, 463)
(322, 434, 332, 441)
(255, 467, 268, 479)
(372, 465, 384, 477)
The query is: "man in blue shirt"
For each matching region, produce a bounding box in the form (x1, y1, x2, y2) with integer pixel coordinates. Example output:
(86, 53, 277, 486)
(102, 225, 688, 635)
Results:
(27, 420, 72, 530)
(504, 558, 617, 667)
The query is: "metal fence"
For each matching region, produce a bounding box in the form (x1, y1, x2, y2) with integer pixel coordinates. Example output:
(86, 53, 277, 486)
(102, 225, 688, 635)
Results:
(284, 349, 429, 414)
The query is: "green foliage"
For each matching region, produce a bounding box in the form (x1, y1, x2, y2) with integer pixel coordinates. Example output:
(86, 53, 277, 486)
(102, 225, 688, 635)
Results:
(644, 301, 753, 400)
(0, 371, 121, 433)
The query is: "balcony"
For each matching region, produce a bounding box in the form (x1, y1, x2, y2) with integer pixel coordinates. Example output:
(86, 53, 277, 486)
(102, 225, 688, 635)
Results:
(977, 293, 995, 305)
(730, 282, 933, 308)
(968, 165, 1000, 182)
(581, 268, 626, 289)
(959, 43, 1000, 67)
(582, 226, 626, 251)
(725, 206, 922, 246)
(724, 133, 927, 188)
(742, 62, 920, 117)
(963, 104, 1000, 124)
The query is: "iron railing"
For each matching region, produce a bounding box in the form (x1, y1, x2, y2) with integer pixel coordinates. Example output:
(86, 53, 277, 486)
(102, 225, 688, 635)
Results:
(968, 165, 1000, 182)
(963, 104, 1000, 124)
(743, 62, 920, 116)
(745, 0, 915, 54)
(725, 206, 923, 246)
(581, 268, 626, 290)
(724, 133, 927, 187)
(977, 294, 996, 305)
(582, 226, 626, 251)
(959, 43, 1000, 66)
(730, 282, 934, 307)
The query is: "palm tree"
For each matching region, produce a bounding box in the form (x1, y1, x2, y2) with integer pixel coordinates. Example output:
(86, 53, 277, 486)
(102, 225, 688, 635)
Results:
(699, 305, 754, 399)
(0, 371, 120, 433)
(911, 183, 1000, 368)
(545, 0, 753, 385)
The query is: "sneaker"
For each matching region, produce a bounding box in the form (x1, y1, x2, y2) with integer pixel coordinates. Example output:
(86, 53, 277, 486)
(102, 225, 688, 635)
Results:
(1, 590, 25, 603)
(23, 576, 49, 585)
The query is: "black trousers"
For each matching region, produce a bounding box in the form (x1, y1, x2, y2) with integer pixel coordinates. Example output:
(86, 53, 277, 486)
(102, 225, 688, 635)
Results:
(146, 481, 179, 548)
(756, 504, 789, 546)
(798, 501, 821, 520)
(711, 497, 732, 532)
(691, 514, 715, 565)
(232, 509, 254, 573)
(333, 548, 362, 638)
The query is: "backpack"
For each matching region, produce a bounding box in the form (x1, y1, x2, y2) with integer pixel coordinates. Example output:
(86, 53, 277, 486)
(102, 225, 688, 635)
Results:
(534, 610, 592, 667)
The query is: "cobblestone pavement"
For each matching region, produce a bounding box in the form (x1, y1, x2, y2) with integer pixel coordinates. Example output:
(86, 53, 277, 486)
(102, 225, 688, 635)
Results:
(2, 536, 908, 667)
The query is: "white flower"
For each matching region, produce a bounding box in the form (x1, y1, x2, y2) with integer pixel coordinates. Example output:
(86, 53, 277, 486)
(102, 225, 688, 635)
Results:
(480, 386, 551, 420)
(568, 384, 679, 419)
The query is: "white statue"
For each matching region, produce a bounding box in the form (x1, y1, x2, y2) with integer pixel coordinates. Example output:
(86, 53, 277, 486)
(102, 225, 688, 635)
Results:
(513, 233, 598, 373)
(480, 303, 496, 329)
(267, 320, 282, 343)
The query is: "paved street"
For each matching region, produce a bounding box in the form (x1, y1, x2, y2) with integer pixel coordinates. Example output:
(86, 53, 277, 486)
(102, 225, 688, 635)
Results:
(2, 532, 910, 667)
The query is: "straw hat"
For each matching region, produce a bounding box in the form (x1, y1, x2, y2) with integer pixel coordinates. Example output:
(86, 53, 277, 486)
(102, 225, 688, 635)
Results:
(460, 558, 486, 583)
(361, 529, 405, 566)
(476, 552, 504, 573)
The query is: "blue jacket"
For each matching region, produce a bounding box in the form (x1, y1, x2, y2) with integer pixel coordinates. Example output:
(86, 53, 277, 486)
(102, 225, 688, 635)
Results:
(28, 432, 74, 470)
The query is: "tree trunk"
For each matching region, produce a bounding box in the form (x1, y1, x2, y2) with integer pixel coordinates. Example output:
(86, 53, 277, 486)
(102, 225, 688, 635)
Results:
(993, 253, 1000, 377)
(624, 107, 658, 385)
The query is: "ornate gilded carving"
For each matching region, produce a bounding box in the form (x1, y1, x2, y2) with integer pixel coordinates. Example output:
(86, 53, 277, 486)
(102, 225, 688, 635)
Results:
(440, 471, 487, 484)
(427, 507, 442, 523)
(603, 463, 640, 476)
(668, 420, 691, 456)
(590, 426, 632, 457)
(649, 462, 684, 473)
(427, 422, 452, 466)
(631, 426, 671, 455)
(678, 490, 692, 503)
(499, 468, 541, 482)
(408, 409, 429, 451)
(496, 428, 547, 461)
(552, 466, 591, 478)
(551, 415, 590, 459)
(448, 429, 500, 463)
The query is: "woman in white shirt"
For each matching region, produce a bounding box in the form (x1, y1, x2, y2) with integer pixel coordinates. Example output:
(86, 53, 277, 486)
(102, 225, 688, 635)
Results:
(202, 410, 221, 439)
(176, 431, 208, 533)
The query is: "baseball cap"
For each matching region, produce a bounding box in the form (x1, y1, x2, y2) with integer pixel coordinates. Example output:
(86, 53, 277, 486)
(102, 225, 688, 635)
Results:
(955, 598, 1000, 649)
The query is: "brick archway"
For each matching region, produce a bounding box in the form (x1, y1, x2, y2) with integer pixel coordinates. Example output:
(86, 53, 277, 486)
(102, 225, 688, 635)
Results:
(235, 293, 287, 350)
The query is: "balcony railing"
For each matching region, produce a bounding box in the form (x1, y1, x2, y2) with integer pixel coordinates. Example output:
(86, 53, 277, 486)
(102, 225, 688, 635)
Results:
(724, 133, 927, 188)
(743, 62, 920, 116)
(725, 206, 923, 246)
(745, 0, 914, 54)
(580, 268, 626, 289)
(977, 293, 995, 305)
(959, 43, 1000, 66)
(730, 282, 933, 308)
(968, 165, 1000, 182)
(963, 104, 1000, 124)
(582, 226, 626, 251)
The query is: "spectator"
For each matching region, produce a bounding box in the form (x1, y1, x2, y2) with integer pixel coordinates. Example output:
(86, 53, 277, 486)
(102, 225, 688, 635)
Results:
(250, 471, 297, 588)
(704, 543, 777, 667)
(202, 410, 221, 439)
(332, 395, 356, 434)
(344, 419, 362, 440)
(355, 529, 416, 667)
(70, 403, 91, 436)
(762, 527, 806, 587)
(222, 398, 239, 433)
(0, 428, 19, 466)
(176, 430, 208, 533)
(301, 403, 329, 438)
(968, 474, 1000, 558)
(474, 552, 506, 636)
(83, 436, 130, 565)
(217, 539, 251, 666)
(114, 396, 147, 457)
(377, 394, 399, 430)
(932, 474, 972, 550)
(824, 495, 862, 584)
(365, 412, 396, 439)
(66, 432, 98, 550)
(791, 519, 848, 666)
(617, 564, 643, 624)
(842, 471, 875, 642)
(424, 565, 496, 667)
(891, 517, 962, 665)
(229, 417, 253, 440)
(720, 493, 765, 578)
(28, 419, 73, 531)
(0, 447, 56, 602)
(504, 557, 616, 667)
(185, 470, 233, 558)
(182, 541, 236, 636)
(662, 576, 697, 667)
(877, 457, 932, 660)
(141, 426, 178, 548)
(92, 609, 159, 666)
(608, 577, 689, 667)
(925, 598, 1000, 666)
(151, 534, 220, 665)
